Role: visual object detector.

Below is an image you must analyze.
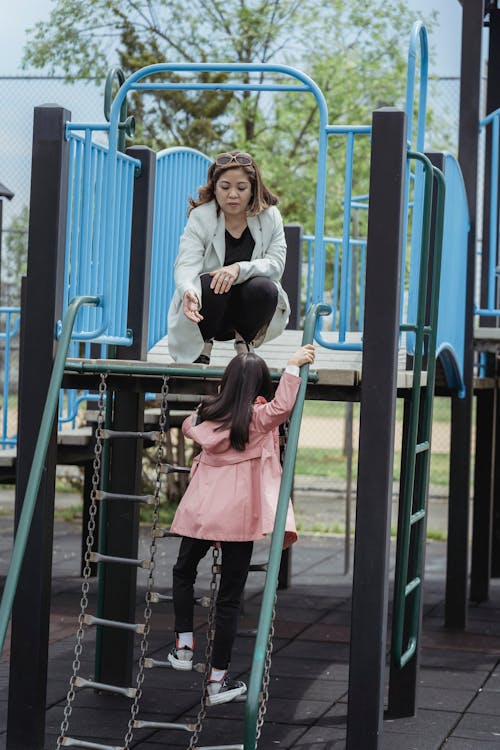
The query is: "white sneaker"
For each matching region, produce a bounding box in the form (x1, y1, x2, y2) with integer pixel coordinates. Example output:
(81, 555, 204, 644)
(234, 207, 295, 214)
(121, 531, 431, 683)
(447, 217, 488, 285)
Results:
(206, 672, 247, 705)
(167, 644, 193, 671)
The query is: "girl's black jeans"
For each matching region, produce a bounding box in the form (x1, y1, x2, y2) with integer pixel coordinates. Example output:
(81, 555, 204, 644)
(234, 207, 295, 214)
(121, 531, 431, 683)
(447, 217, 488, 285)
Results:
(172, 536, 254, 670)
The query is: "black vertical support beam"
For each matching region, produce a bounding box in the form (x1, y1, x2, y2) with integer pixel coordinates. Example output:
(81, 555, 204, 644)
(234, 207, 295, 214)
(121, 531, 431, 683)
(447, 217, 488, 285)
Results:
(96, 147, 156, 685)
(492, 370, 500, 575)
(470, 354, 496, 600)
(283, 224, 302, 329)
(446, 0, 483, 629)
(347, 108, 407, 750)
(7, 105, 70, 750)
(486, 7, 500, 578)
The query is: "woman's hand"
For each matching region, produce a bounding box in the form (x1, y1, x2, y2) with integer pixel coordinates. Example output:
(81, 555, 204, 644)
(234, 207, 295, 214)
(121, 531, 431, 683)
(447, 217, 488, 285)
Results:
(209, 263, 240, 294)
(287, 344, 316, 368)
(183, 290, 203, 323)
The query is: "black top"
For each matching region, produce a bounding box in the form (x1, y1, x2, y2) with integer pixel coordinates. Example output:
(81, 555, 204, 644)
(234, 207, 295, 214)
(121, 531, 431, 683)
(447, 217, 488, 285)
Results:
(224, 226, 255, 266)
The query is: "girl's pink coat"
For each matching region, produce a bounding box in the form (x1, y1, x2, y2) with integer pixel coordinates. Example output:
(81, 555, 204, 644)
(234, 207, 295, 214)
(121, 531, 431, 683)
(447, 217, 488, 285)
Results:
(170, 372, 299, 548)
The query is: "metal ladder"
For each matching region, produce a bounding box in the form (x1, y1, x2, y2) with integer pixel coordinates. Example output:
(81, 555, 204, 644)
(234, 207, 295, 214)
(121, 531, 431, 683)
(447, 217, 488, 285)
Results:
(390, 154, 445, 675)
(0, 299, 328, 750)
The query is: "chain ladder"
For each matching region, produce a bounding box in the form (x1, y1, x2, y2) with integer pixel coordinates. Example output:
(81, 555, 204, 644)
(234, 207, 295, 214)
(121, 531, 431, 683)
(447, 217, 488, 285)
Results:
(187, 544, 220, 750)
(255, 589, 277, 746)
(123, 374, 170, 749)
(56, 373, 108, 749)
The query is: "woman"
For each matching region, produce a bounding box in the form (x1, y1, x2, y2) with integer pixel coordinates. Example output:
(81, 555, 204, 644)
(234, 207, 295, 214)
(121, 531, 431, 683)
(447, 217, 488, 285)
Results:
(167, 151, 290, 364)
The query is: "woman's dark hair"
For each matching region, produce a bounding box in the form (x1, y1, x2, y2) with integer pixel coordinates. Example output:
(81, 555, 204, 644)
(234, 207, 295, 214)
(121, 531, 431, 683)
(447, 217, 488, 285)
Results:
(189, 150, 279, 216)
(198, 352, 274, 450)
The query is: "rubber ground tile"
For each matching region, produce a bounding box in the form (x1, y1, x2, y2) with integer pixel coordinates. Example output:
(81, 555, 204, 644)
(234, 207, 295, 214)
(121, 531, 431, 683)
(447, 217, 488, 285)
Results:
(418, 666, 489, 690)
(452, 711, 500, 742)
(438, 740, 500, 749)
(467, 686, 500, 715)
(270, 656, 348, 682)
(382, 708, 460, 741)
(417, 684, 478, 712)
(275, 639, 349, 662)
(266, 673, 348, 702)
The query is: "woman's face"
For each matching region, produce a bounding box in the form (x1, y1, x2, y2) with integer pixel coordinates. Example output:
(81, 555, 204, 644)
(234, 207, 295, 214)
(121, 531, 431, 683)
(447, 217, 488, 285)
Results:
(214, 168, 252, 220)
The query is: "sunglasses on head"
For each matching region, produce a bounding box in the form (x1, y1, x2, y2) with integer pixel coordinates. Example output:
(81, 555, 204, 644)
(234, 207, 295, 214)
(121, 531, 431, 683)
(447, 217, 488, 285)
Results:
(214, 152, 253, 167)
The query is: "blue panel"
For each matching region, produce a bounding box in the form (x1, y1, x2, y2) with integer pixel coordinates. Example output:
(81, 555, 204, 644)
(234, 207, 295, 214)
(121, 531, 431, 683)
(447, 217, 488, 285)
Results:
(148, 147, 212, 349)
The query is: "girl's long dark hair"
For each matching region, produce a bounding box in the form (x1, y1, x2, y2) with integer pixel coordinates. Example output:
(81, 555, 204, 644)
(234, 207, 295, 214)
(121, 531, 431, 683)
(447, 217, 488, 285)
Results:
(198, 353, 274, 450)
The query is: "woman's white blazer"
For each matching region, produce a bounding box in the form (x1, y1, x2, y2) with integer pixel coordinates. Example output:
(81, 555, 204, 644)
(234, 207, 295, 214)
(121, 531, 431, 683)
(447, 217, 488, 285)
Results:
(167, 200, 291, 362)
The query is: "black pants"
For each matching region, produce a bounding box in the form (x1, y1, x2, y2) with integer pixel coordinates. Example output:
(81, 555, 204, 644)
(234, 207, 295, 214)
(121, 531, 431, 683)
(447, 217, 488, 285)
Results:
(198, 274, 278, 343)
(172, 537, 254, 670)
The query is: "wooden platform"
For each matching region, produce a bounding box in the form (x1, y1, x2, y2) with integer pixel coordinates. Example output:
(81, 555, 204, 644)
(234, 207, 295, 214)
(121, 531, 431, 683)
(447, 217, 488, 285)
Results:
(147, 329, 419, 392)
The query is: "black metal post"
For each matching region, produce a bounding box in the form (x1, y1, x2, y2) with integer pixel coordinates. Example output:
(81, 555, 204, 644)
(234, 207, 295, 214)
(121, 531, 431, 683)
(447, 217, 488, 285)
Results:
(95, 147, 156, 685)
(470, 354, 496, 601)
(485, 6, 500, 578)
(446, 0, 484, 629)
(7, 105, 70, 750)
(283, 224, 302, 329)
(347, 108, 407, 750)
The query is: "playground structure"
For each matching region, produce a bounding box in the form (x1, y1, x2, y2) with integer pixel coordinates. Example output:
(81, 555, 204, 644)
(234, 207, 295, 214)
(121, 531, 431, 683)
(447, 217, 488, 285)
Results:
(0, 4, 498, 748)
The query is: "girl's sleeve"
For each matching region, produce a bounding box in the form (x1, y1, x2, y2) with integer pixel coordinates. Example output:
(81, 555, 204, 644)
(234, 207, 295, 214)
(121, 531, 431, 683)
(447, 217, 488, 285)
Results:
(235, 207, 286, 283)
(253, 371, 301, 432)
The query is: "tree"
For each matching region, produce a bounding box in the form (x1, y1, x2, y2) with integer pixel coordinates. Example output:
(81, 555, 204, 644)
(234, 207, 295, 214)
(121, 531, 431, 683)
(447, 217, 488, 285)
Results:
(23, 0, 435, 228)
(2, 206, 28, 305)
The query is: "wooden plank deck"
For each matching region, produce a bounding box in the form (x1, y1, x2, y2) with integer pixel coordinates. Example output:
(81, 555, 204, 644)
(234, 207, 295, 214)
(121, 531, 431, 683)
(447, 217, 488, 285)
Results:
(147, 329, 417, 389)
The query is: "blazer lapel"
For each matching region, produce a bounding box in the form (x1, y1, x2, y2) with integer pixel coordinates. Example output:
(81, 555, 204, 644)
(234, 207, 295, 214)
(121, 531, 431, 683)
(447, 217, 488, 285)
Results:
(247, 215, 264, 258)
(212, 211, 226, 265)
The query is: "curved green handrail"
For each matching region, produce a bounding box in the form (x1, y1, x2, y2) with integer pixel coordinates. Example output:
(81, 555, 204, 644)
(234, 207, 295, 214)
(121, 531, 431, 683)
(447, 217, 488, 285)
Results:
(244, 302, 330, 749)
(0, 295, 100, 654)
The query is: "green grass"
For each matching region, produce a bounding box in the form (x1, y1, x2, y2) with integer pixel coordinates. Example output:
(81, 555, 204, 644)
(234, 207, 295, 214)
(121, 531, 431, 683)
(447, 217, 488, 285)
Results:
(303, 397, 452, 423)
(296, 446, 450, 486)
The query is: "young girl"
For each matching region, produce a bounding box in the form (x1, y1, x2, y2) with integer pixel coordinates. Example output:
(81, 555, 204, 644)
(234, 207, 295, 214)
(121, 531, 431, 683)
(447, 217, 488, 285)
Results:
(167, 345, 315, 705)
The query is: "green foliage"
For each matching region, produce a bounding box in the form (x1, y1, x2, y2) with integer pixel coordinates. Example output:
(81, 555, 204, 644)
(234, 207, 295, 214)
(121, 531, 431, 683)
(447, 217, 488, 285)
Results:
(2, 205, 29, 305)
(22, 1, 436, 229)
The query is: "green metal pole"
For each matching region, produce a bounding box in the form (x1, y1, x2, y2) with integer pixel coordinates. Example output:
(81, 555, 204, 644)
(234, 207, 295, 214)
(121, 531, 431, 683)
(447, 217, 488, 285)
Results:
(244, 303, 330, 750)
(0, 295, 100, 654)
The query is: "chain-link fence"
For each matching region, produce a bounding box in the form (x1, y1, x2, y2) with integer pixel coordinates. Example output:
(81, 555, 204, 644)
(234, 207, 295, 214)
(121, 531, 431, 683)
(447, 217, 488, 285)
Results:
(0, 75, 462, 539)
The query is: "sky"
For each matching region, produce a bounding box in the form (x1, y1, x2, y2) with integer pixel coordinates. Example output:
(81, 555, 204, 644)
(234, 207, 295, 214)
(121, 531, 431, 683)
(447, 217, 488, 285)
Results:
(1, 0, 464, 77)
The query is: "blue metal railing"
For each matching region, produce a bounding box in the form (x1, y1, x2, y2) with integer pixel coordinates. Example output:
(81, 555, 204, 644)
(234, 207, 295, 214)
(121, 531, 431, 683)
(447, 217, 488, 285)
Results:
(148, 147, 212, 349)
(476, 107, 500, 318)
(61, 127, 140, 346)
(0, 307, 20, 449)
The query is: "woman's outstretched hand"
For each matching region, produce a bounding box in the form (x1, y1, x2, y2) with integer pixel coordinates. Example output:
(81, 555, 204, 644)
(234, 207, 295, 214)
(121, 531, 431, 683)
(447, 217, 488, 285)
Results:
(209, 263, 240, 294)
(183, 290, 203, 323)
(287, 344, 316, 368)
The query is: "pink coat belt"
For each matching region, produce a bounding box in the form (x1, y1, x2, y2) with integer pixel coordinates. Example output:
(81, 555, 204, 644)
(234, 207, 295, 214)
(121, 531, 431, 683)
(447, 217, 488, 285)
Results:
(197, 445, 265, 467)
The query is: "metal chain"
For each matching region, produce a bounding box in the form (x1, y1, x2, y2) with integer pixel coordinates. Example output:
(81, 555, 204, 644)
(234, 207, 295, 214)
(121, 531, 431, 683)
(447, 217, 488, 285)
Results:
(255, 589, 278, 746)
(56, 374, 108, 749)
(187, 544, 220, 750)
(123, 375, 169, 749)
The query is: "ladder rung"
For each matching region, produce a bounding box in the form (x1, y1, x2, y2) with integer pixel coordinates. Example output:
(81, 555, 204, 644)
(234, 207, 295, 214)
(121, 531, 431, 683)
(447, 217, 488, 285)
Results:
(160, 463, 191, 474)
(248, 563, 267, 572)
(73, 676, 137, 698)
(83, 614, 145, 634)
(89, 552, 152, 570)
(101, 429, 161, 441)
(150, 592, 210, 607)
(152, 528, 180, 538)
(144, 657, 172, 669)
(405, 577, 421, 596)
(410, 509, 426, 525)
(133, 719, 195, 731)
(95, 490, 156, 505)
(61, 739, 124, 750)
(415, 440, 430, 454)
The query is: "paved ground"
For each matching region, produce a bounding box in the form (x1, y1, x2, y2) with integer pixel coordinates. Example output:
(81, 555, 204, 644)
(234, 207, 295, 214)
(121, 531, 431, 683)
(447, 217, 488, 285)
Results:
(0, 501, 499, 750)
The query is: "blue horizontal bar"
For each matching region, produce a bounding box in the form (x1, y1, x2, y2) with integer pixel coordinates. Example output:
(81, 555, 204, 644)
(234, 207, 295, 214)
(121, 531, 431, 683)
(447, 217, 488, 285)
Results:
(130, 82, 309, 94)
(326, 125, 372, 134)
